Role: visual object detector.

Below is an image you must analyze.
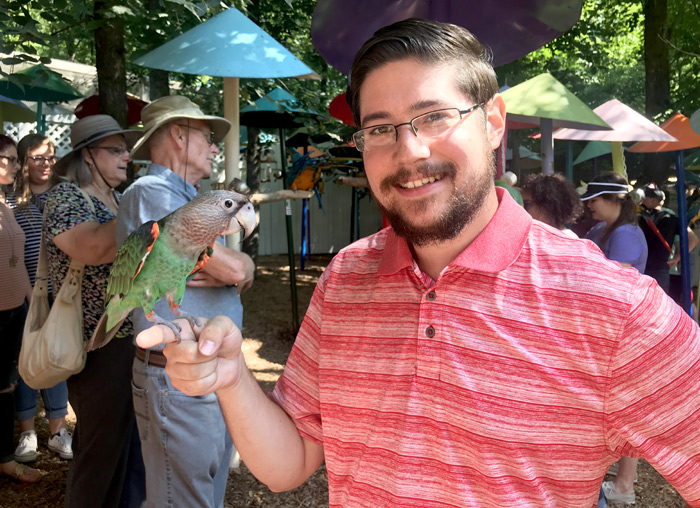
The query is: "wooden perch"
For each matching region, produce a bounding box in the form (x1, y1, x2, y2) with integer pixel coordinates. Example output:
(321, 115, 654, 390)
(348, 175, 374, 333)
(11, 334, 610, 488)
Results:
(336, 176, 369, 188)
(249, 189, 314, 205)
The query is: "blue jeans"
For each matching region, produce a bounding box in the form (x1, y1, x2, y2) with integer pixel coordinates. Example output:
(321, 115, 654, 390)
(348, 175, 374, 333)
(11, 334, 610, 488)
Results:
(15, 377, 69, 421)
(132, 354, 232, 508)
(1, 303, 27, 463)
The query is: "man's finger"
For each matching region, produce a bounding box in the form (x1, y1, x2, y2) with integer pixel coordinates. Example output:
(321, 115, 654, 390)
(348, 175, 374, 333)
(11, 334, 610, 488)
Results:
(135, 317, 207, 349)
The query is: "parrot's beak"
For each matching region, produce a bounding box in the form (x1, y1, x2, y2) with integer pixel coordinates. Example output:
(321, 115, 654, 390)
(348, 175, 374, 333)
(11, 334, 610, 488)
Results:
(229, 201, 256, 239)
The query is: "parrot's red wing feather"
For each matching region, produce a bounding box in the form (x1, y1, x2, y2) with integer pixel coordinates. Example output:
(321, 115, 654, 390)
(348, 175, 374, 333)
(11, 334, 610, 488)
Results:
(134, 222, 160, 278)
(106, 220, 159, 299)
(189, 243, 214, 276)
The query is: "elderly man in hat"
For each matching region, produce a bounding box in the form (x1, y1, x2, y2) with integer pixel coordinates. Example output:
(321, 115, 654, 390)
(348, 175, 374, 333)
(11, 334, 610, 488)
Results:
(117, 96, 254, 508)
(639, 183, 699, 295)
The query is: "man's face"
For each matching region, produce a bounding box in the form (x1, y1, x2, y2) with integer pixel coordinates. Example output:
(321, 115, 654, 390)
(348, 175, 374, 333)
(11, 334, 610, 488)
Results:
(643, 196, 660, 209)
(357, 59, 503, 246)
(180, 119, 218, 180)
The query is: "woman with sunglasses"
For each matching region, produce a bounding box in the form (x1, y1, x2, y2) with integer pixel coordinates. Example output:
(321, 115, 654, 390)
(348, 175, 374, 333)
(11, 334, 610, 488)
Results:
(45, 115, 144, 508)
(0, 134, 42, 483)
(5, 134, 74, 465)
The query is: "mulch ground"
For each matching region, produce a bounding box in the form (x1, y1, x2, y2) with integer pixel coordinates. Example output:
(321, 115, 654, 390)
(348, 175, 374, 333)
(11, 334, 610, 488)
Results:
(2, 255, 689, 507)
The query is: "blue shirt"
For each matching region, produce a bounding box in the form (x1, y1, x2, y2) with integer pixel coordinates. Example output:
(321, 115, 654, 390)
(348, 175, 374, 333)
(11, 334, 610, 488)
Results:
(116, 164, 243, 334)
(585, 222, 648, 273)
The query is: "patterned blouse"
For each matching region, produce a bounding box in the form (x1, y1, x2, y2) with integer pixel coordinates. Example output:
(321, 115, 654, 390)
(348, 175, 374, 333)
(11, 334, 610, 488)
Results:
(43, 182, 132, 341)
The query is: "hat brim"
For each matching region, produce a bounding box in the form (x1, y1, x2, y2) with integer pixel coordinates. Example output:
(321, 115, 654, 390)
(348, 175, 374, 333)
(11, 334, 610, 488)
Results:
(130, 114, 231, 161)
(54, 129, 143, 176)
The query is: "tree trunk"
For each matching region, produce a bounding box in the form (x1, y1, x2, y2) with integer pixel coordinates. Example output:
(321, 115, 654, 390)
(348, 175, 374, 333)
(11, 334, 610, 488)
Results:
(243, 126, 262, 265)
(94, 1, 128, 128)
(148, 70, 170, 100)
(643, 0, 672, 183)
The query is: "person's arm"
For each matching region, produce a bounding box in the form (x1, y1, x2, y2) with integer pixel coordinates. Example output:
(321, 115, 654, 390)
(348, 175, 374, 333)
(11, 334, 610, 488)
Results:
(136, 316, 324, 491)
(668, 227, 700, 269)
(52, 219, 118, 266)
(186, 242, 255, 293)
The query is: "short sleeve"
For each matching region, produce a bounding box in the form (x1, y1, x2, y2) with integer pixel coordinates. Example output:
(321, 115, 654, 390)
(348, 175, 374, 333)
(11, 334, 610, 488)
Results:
(606, 226, 645, 265)
(606, 276, 700, 503)
(44, 183, 97, 243)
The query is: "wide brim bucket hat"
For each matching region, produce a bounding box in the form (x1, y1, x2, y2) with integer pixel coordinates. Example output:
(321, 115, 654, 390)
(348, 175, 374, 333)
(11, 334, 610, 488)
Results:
(130, 95, 231, 160)
(54, 114, 143, 175)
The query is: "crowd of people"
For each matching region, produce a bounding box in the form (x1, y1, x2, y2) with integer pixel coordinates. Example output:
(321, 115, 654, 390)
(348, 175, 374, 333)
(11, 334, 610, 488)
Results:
(1, 16, 699, 508)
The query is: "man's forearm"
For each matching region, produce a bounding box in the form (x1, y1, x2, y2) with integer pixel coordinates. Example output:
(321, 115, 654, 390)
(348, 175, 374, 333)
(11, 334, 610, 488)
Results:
(216, 365, 324, 491)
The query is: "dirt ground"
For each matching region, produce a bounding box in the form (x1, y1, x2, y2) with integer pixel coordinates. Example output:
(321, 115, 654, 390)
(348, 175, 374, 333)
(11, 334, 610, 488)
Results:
(2, 254, 689, 507)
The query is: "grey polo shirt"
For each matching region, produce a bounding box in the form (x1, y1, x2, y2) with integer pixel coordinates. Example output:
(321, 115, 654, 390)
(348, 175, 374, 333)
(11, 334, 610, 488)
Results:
(116, 164, 243, 334)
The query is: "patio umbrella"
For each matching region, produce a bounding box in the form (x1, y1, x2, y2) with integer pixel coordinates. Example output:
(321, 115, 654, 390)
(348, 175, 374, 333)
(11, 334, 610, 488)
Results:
(553, 98, 676, 177)
(311, 0, 584, 75)
(0, 64, 83, 134)
(75, 93, 147, 126)
(0, 94, 35, 129)
(628, 113, 700, 315)
(500, 73, 610, 174)
(329, 92, 355, 127)
(133, 6, 318, 194)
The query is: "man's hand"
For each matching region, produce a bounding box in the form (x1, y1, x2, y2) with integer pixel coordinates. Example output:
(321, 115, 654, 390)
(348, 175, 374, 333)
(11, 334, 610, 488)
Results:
(136, 315, 245, 396)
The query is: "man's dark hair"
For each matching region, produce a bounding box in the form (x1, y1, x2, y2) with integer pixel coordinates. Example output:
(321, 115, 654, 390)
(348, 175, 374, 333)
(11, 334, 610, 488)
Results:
(347, 18, 499, 127)
(521, 173, 583, 229)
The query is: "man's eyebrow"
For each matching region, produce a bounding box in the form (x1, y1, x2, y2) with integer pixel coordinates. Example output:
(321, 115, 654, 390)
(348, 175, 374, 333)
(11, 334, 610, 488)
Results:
(359, 99, 449, 127)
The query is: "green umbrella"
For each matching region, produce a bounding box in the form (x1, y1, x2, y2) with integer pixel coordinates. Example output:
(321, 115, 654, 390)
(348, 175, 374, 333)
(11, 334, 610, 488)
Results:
(573, 140, 618, 165)
(501, 73, 610, 174)
(0, 64, 83, 133)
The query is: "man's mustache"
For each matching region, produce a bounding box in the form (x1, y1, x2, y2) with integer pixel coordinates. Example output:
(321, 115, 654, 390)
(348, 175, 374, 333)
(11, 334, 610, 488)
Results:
(379, 161, 457, 194)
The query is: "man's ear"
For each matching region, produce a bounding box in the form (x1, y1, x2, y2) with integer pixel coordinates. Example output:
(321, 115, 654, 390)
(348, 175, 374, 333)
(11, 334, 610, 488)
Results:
(484, 94, 507, 150)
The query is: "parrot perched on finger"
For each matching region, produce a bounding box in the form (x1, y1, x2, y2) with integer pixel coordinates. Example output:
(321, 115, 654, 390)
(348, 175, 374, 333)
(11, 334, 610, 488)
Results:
(86, 190, 256, 351)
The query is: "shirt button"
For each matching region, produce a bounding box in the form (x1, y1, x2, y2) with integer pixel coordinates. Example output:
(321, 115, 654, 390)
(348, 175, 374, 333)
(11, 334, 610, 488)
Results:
(426, 291, 436, 301)
(425, 325, 435, 338)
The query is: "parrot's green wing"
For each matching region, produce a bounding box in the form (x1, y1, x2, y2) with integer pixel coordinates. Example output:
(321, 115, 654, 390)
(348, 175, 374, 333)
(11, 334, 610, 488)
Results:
(106, 221, 160, 299)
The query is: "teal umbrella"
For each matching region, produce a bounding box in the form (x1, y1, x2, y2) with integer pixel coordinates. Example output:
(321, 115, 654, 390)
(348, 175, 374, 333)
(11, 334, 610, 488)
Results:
(0, 64, 83, 133)
(133, 6, 318, 188)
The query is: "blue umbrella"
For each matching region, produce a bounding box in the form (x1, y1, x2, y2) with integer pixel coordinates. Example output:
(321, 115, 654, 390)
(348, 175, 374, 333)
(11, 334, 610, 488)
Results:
(133, 6, 318, 190)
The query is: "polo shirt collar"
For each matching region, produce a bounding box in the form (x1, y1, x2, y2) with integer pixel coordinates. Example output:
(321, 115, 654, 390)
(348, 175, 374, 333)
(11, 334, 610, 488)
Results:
(378, 187, 531, 275)
(147, 163, 198, 199)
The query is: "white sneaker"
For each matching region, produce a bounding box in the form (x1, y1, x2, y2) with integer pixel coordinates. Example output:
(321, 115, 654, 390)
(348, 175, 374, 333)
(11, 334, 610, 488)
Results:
(14, 430, 38, 463)
(48, 428, 73, 460)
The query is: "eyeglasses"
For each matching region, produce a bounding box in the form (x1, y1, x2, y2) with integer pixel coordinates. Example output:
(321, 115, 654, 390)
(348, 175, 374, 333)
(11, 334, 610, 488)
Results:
(90, 146, 129, 157)
(0, 155, 20, 166)
(29, 155, 57, 165)
(352, 104, 484, 153)
(176, 124, 216, 146)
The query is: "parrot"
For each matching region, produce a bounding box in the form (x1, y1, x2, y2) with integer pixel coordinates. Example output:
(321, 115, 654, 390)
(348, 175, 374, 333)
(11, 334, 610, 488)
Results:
(86, 190, 256, 351)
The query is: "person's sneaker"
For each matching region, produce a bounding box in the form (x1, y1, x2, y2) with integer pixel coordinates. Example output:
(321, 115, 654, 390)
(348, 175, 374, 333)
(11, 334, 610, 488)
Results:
(602, 480, 635, 504)
(47, 428, 73, 460)
(14, 430, 38, 463)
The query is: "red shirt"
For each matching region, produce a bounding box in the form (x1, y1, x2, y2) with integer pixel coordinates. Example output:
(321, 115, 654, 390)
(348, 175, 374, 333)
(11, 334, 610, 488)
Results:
(272, 188, 700, 508)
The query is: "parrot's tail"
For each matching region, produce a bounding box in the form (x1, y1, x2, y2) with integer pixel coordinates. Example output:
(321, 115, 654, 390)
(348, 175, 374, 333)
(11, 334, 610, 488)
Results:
(86, 311, 127, 351)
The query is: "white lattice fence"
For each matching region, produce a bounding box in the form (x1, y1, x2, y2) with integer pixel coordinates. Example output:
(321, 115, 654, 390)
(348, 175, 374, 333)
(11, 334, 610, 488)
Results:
(3, 115, 75, 156)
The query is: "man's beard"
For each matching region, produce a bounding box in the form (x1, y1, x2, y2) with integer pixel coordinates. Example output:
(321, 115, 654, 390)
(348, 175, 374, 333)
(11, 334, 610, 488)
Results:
(375, 151, 495, 247)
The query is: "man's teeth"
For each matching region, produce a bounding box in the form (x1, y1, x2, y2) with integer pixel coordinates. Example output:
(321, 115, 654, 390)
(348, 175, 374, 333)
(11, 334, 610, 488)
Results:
(401, 176, 439, 189)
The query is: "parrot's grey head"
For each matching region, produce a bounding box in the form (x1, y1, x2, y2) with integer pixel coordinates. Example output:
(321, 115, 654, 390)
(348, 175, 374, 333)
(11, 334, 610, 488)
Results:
(175, 190, 256, 246)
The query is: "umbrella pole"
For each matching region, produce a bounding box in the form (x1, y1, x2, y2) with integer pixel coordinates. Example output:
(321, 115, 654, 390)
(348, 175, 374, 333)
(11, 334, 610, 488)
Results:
(224, 78, 240, 249)
(280, 127, 299, 330)
(541, 118, 554, 174)
(36, 100, 44, 135)
(675, 150, 692, 315)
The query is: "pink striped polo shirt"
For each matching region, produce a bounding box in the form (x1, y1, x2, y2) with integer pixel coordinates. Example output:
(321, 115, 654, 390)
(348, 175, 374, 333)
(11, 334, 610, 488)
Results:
(272, 188, 700, 508)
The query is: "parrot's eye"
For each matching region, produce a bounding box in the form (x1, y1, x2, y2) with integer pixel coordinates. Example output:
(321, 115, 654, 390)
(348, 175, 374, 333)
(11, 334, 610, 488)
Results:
(223, 199, 234, 209)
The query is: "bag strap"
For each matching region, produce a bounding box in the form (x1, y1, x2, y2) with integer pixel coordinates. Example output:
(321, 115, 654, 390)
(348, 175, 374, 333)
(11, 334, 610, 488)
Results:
(643, 215, 673, 255)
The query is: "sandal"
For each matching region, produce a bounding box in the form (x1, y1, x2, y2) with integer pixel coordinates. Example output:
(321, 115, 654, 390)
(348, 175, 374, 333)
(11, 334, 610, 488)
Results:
(0, 461, 43, 483)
